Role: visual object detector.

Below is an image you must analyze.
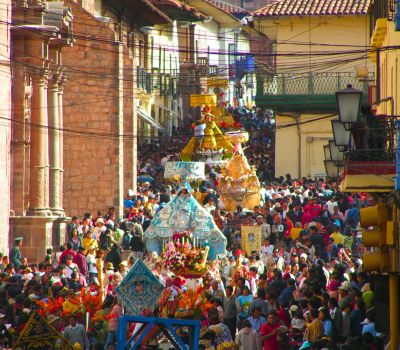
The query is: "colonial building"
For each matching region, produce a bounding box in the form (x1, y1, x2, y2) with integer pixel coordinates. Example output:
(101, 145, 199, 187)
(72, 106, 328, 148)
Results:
(370, 0, 400, 116)
(61, 0, 170, 218)
(254, 0, 375, 179)
(1, 0, 269, 258)
(0, 0, 12, 255)
(135, 0, 206, 140)
(9, 0, 73, 260)
(182, 0, 267, 113)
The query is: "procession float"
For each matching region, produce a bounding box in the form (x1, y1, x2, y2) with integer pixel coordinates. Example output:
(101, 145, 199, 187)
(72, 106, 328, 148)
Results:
(180, 105, 234, 164)
(144, 182, 227, 261)
(218, 147, 261, 212)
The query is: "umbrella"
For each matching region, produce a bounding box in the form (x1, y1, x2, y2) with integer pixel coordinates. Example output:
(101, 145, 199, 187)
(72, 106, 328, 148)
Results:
(137, 175, 154, 183)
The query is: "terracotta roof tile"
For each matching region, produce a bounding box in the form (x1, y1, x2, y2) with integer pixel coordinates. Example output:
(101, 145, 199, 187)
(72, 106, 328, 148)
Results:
(253, 0, 371, 17)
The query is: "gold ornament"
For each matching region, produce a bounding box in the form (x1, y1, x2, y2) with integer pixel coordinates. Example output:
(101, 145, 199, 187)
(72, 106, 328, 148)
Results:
(218, 151, 260, 212)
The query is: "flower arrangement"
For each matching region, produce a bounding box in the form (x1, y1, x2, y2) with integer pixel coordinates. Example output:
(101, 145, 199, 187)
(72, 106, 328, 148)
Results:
(36, 296, 64, 318)
(161, 231, 208, 274)
(80, 289, 103, 317)
(175, 286, 204, 319)
(36, 289, 103, 320)
(217, 120, 243, 130)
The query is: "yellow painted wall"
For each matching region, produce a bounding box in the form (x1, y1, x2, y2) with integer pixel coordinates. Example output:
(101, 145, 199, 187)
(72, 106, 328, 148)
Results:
(376, 21, 400, 116)
(257, 14, 374, 178)
(275, 15, 374, 74)
(275, 114, 335, 179)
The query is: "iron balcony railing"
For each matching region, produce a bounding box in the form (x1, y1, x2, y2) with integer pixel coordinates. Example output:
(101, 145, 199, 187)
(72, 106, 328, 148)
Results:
(159, 74, 178, 98)
(137, 66, 153, 94)
(348, 115, 398, 162)
(256, 72, 374, 96)
(137, 67, 178, 97)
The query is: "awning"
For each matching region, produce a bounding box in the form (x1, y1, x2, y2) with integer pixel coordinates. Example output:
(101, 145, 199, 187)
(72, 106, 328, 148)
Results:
(137, 108, 163, 130)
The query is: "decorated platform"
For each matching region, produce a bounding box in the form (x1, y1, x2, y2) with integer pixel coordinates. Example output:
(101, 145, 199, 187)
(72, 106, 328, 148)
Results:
(145, 183, 226, 260)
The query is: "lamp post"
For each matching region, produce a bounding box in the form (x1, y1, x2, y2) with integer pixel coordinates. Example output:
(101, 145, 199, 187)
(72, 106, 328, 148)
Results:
(329, 139, 344, 163)
(323, 141, 341, 179)
(325, 84, 363, 178)
(331, 119, 351, 151)
(324, 160, 339, 178)
(336, 84, 363, 129)
(323, 144, 331, 161)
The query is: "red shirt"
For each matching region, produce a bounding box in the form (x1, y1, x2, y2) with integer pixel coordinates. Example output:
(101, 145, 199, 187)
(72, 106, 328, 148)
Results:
(260, 321, 281, 350)
(59, 249, 76, 264)
(301, 210, 313, 226)
(309, 204, 321, 218)
(277, 308, 290, 327)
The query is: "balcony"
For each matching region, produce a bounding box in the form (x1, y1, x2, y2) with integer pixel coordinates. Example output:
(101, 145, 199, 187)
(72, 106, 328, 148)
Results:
(159, 74, 178, 98)
(137, 67, 153, 94)
(340, 114, 398, 193)
(255, 72, 373, 113)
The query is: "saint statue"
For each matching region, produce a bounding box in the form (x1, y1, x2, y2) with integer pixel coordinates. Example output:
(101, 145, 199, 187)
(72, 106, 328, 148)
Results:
(181, 105, 233, 161)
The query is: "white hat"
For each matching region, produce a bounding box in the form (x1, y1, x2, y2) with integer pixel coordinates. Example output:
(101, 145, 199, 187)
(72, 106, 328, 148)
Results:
(128, 189, 134, 196)
(290, 305, 299, 312)
(300, 253, 307, 259)
(96, 218, 105, 225)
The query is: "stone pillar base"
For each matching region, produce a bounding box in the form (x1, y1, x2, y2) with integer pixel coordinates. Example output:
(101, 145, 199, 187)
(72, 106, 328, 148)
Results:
(52, 216, 69, 250)
(50, 208, 65, 217)
(26, 208, 53, 217)
(9, 215, 68, 263)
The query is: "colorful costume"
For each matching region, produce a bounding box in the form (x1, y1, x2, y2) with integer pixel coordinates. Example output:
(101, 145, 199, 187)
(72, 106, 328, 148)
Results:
(181, 106, 233, 161)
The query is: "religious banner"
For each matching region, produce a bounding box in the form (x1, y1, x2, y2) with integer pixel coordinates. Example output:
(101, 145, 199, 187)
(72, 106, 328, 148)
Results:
(116, 259, 163, 315)
(15, 311, 74, 350)
(164, 161, 205, 180)
(241, 225, 262, 256)
(189, 94, 217, 107)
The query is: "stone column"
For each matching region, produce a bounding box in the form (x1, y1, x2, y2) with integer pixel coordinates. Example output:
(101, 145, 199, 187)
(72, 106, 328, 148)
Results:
(58, 75, 65, 214)
(27, 68, 51, 216)
(48, 70, 63, 215)
(11, 36, 28, 215)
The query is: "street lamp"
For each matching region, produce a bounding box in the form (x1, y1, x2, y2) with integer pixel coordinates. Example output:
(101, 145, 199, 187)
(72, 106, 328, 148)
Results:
(324, 160, 339, 178)
(331, 119, 351, 151)
(329, 139, 344, 163)
(323, 144, 331, 161)
(336, 84, 363, 129)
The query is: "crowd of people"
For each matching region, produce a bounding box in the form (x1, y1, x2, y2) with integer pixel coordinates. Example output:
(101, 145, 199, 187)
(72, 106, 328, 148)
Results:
(137, 107, 275, 187)
(0, 107, 387, 350)
(0, 175, 386, 350)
